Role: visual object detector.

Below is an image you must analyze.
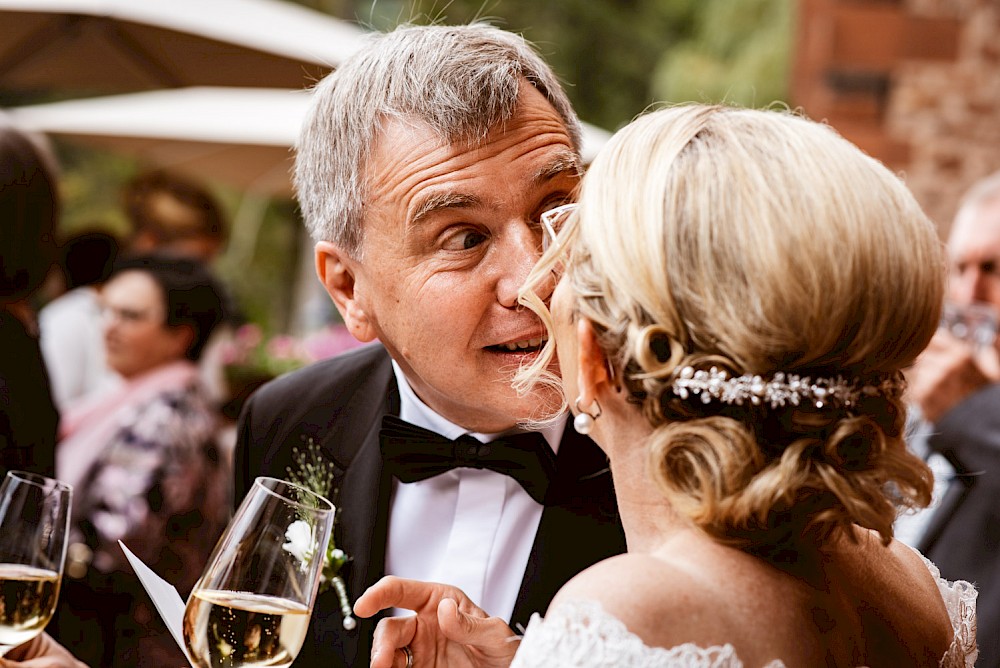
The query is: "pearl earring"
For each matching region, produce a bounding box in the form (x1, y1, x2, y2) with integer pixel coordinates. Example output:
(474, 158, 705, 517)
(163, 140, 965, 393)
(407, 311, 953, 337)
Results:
(573, 397, 602, 435)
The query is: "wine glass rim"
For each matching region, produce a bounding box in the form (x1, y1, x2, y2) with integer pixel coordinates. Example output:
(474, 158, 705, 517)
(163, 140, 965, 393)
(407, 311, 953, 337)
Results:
(253, 476, 334, 514)
(6, 470, 72, 493)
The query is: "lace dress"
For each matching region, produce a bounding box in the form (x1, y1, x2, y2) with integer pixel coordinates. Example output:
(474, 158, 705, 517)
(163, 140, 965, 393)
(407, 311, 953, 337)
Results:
(511, 557, 977, 668)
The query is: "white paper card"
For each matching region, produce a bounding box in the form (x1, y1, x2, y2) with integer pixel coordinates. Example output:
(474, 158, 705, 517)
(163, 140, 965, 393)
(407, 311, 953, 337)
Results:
(118, 540, 193, 664)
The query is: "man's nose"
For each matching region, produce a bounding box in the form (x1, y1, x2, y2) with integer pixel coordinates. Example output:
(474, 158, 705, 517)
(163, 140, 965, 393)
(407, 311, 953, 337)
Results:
(497, 224, 553, 308)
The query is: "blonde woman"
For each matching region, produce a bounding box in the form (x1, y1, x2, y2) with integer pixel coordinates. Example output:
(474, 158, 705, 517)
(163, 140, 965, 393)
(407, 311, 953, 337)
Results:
(355, 106, 977, 667)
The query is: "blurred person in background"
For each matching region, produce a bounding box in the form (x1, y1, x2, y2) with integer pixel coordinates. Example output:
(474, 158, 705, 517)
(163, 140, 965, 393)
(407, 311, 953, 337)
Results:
(123, 169, 228, 263)
(0, 114, 60, 478)
(50, 254, 231, 667)
(39, 229, 121, 410)
(43, 171, 238, 421)
(0, 112, 90, 668)
(905, 169, 1000, 668)
(123, 169, 240, 409)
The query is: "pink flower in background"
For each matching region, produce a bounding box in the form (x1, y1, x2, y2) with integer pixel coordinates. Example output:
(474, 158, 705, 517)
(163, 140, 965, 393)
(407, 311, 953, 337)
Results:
(266, 334, 301, 361)
(219, 324, 368, 420)
(220, 323, 366, 377)
(301, 325, 365, 361)
(221, 324, 265, 364)
(235, 323, 264, 348)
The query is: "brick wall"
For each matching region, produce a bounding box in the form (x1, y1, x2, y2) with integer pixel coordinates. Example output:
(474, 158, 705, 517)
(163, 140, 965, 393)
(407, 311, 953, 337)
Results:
(793, 0, 999, 234)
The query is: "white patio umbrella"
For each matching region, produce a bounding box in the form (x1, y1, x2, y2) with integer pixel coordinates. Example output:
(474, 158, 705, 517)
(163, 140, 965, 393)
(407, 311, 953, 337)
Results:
(0, 0, 367, 93)
(8, 86, 614, 197)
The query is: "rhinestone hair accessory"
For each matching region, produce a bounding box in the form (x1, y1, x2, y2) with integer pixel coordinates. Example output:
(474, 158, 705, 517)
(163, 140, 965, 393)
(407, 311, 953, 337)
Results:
(670, 366, 904, 409)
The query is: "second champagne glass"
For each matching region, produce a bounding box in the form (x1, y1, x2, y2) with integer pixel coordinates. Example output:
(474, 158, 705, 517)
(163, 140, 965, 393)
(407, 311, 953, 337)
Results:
(183, 476, 334, 667)
(0, 471, 72, 656)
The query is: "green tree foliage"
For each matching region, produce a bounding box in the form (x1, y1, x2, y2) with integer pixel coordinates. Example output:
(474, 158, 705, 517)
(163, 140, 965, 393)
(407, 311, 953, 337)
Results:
(331, 0, 702, 131)
(213, 196, 303, 332)
(298, 0, 790, 129)
(52, 142, 137, 241)
(652, 0, 791, 108)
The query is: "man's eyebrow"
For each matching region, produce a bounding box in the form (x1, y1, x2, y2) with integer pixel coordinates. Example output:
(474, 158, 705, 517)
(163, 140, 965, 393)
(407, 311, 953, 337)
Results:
(411, 192, 482, 226)
(409, 151, 580, 225)
(532, 150, 582, 185)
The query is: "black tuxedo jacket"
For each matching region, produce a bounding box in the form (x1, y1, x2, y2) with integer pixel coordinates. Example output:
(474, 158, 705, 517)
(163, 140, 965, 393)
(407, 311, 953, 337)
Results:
(916, 383, 1000, 668)
(234, 343, 627, 668)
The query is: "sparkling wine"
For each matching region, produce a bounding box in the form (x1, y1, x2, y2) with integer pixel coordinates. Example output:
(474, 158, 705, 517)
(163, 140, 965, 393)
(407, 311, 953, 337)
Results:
(0, 564, 60, 649)
(183, 589, 310, 668)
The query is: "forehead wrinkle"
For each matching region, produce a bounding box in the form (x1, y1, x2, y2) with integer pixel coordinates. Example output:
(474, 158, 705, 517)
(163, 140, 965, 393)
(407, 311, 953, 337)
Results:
(410, 192, 483, 227)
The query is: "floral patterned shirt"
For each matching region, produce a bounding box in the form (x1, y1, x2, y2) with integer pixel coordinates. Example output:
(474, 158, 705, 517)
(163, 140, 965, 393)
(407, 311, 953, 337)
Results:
(74, 378, 230, 594)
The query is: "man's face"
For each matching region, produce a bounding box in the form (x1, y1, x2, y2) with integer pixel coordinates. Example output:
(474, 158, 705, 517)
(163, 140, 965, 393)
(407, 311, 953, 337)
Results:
(320, 85, 580, 432)
(948, 198, 1000, 310)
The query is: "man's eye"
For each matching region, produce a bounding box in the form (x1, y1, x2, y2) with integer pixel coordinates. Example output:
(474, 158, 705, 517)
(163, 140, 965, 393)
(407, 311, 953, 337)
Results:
(462, 231, 488, 249)
(443, 229, 488, 251)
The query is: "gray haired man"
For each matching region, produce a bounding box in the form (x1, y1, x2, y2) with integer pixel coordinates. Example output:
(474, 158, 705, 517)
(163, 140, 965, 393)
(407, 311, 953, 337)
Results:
(234, 24, 626, 668)
(907, 170, 1000, 668)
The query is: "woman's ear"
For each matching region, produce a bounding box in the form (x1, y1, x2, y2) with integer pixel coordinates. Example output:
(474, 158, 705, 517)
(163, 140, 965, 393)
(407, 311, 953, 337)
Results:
(576, 318, 611, 406)
(315, 241, 377, 342)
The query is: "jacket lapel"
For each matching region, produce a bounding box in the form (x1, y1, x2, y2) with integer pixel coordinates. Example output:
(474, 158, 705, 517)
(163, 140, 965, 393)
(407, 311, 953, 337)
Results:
(509, 422, 626, 630)
(335, 413, 394, 618)
(298, 352, 399, 668)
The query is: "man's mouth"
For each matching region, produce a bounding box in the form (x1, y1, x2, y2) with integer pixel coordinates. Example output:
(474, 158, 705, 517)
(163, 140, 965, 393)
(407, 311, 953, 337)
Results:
(486, 337, 546, 353)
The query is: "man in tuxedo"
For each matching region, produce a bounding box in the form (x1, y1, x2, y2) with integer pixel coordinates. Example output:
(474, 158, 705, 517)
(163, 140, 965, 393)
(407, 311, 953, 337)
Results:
(234, 24, 626, 668)
(907, 170, 1000, 667)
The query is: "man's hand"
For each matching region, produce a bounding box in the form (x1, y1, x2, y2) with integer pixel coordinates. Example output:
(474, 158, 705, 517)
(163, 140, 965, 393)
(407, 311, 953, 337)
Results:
(354, 577, 519, 668)
(0, 633, 88, 668)
(908, 330, 992, 423)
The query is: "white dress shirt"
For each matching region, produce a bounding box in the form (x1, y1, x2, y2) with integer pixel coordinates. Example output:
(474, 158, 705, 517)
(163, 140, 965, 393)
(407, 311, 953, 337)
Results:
(384, 361, 564, 621)
(894, 411, 956, 548)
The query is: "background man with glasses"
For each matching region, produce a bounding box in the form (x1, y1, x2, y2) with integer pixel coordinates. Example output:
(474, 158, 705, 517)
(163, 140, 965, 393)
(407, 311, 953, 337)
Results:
(233, 24, 626, 668)
(905, 170, 1000, 668)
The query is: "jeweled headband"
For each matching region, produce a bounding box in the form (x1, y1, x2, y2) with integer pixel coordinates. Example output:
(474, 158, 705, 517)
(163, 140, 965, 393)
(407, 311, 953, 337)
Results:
(670, 366, 905, 410)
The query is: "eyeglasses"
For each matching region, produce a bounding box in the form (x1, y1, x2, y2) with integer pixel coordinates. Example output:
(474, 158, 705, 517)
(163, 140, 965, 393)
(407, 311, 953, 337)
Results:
(540, 202, 578, 253)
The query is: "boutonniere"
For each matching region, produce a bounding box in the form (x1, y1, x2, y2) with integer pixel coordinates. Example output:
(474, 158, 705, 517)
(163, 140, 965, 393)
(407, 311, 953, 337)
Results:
(286, 437, 356, 630)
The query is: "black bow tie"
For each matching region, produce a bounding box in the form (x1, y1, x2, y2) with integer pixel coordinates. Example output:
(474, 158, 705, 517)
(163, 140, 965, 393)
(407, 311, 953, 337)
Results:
(379, 415, 557, 504)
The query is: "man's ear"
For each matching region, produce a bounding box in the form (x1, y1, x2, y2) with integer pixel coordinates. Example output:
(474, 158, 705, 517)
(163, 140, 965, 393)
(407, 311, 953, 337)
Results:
(315, 241, 378, 342)
(576, 317, 611, 406)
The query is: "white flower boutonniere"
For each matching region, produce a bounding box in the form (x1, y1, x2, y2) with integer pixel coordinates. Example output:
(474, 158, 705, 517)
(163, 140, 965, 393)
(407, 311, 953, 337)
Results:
(286, 437, 356, 630)
(282, 519, 315, 567)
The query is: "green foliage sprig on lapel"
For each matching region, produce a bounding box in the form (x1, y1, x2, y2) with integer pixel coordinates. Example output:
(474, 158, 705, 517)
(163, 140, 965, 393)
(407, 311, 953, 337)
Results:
(286, 437, 356, 630)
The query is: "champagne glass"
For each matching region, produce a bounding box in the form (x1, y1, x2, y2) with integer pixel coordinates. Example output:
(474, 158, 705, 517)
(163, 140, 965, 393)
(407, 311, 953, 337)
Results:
(940, 300, 998, 352)
(0, 471, 72, 656)
(183, 476, 334, 668)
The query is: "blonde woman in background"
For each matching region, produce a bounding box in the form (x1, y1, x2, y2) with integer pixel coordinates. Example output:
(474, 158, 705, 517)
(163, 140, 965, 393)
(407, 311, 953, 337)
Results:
(355, 105, 978, 667)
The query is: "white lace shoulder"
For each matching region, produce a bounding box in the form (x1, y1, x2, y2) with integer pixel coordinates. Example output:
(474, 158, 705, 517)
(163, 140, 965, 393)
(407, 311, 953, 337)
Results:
(510, 556, 977, 668)
(510, 600, 783, 668)
(918, 552, 978, 668)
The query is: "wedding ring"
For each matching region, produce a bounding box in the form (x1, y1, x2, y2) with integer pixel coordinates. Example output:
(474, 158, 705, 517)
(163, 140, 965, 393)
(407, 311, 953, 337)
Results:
(402, 645, 414, 668)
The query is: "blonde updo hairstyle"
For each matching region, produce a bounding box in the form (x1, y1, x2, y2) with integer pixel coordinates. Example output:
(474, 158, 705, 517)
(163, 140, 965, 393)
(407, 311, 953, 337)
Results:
(531, 106, 944, 556)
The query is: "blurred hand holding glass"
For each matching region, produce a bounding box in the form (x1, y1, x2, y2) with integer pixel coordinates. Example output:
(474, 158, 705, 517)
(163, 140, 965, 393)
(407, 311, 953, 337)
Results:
(0, 471, 71, 656)
(182, 476, 334, 668)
